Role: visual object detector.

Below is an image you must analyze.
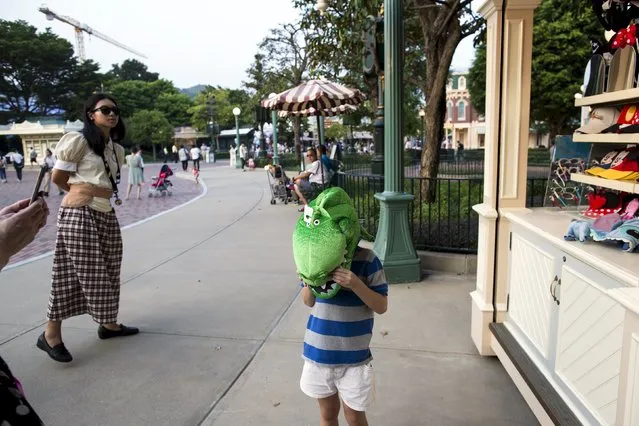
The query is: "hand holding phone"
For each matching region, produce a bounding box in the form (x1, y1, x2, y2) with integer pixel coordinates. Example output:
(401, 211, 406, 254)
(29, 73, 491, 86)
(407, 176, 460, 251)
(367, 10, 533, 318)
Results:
(30, 165, 48, 204)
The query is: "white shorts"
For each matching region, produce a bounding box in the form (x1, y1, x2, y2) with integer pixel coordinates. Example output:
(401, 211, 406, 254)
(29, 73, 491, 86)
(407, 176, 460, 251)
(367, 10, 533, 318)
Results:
(300, 360, 375, 412)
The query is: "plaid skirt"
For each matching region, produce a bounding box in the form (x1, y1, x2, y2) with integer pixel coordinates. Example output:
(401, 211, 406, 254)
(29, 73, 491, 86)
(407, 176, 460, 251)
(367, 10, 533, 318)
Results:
(47, 206, 122, 324)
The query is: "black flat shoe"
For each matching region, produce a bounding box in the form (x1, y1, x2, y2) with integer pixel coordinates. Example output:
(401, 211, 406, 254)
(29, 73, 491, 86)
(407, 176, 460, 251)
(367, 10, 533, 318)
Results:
(97, 324, 139, 340)
(36, 332, 72, 363)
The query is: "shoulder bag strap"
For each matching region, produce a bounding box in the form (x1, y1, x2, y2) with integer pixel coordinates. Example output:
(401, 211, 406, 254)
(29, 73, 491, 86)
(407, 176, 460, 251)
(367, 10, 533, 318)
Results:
(100, 146, 122, 206)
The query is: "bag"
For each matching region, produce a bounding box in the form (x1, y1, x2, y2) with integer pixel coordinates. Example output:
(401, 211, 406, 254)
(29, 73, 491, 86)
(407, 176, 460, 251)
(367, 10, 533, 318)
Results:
(14, 161, 23, 169)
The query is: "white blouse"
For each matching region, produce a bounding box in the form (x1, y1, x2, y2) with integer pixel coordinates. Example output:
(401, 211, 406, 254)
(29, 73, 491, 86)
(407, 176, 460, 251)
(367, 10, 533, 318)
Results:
(54, 132, 125, 212)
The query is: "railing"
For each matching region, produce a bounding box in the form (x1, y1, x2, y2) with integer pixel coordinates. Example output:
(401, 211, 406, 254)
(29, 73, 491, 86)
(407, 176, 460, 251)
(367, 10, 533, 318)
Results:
(337, 172, 548, 254)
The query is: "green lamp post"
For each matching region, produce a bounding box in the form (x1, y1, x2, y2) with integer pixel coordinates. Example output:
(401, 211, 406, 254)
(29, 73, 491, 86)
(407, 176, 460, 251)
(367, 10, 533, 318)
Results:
(269, 93, 280, 166)
(373, 0, 420, 282)
(233, 107, 242, 169)
(318, 0, 419, 283)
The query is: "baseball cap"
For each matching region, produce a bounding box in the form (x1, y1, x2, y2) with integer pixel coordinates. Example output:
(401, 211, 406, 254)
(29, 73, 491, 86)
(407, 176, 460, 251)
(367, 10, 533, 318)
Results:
(586, 149, 639, 180)
(576, 107, 621, 134)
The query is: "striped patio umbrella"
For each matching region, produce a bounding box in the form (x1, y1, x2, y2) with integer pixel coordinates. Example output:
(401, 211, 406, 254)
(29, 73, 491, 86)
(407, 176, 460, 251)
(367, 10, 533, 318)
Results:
(261, 79, 366, 113)
(277, 103, 358, 118)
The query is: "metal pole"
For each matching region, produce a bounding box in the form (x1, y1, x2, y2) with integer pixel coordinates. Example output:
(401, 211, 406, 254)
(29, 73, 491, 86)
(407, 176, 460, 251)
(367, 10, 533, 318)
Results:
(272, 110, 279, 165)
(319, 115, 325, 146)
(371, 76, 385, 176)
(372, 0, 420, 283)
(235, 116, 242, 169)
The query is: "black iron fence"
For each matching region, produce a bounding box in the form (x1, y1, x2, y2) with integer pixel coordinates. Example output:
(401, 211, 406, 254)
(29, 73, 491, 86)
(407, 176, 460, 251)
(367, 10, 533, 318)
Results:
(337, 172, 548, 254)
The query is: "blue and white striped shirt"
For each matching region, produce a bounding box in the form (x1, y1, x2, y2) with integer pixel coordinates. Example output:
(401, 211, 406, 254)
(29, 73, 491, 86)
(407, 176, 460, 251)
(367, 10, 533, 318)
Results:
(303, 246, 388, 367)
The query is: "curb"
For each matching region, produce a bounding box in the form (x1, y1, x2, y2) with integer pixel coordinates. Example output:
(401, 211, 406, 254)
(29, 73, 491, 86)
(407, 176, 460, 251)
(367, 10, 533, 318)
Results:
(3, 174, 208, 271)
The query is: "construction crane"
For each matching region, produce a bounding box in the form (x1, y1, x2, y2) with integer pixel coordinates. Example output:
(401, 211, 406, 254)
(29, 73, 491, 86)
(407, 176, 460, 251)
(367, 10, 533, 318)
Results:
(38, 5, 147, 62)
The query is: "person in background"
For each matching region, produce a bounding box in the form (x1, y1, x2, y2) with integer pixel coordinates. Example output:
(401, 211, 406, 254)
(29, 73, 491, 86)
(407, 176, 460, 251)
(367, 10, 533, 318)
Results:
(29, 147, 38, 167)
(0, 153, 6, 184)
(163, 146, 169, 164)
(239, 143, 248, 172)
(292, 148, 330, 212)
(138, 147, 145, 181)
(0, 197, 49, 425)
(125, 146, 144, 201)
(190, 144, 201, 171)
(549, 140, 556, 161)
(42, 149, 64, 196)
(179, 145, 190, 171)
(10, 151, 24, 182)
(172, 144, 179, 163)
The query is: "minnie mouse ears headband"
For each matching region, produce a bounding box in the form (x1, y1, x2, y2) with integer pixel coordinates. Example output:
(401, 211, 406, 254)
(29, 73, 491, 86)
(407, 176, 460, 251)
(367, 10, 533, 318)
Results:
(592, 0, 639, 31)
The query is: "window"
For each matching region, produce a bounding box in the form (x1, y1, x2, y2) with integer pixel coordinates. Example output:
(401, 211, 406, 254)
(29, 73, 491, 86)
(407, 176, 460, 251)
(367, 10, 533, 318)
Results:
(458, 101, 466, 120)
(447, 101, 454, 121)
(446, 79, 452, 91)
(458, 76, 466, 90)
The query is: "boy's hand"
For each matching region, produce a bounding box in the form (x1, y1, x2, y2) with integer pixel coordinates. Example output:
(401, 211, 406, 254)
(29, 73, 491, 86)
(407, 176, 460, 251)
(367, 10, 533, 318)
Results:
(331, 267, 364, 290)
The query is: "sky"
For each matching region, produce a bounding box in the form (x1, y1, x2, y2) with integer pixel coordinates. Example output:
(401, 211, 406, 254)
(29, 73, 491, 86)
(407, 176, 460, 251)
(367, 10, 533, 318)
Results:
(2, 0, 477, 90)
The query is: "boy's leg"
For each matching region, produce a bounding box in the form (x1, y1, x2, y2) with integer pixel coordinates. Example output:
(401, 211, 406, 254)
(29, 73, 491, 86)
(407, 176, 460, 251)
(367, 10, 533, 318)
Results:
(318, 394, 341, 426)
(335, 363, 375, 426)
(342, 403, 368, 426)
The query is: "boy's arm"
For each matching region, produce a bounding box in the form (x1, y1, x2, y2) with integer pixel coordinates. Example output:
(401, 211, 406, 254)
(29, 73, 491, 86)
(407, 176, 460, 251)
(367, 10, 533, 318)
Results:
(301, 284, 316, 307)
(331, 267, 387, 314)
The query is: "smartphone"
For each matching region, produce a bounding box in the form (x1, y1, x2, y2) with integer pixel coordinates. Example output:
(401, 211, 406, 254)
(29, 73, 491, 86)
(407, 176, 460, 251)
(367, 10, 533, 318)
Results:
(30, 165, 48, 204)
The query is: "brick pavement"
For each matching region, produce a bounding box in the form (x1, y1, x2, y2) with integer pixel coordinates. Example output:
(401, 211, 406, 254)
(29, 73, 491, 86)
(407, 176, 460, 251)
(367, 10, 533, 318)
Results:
(0, 161, 220, 266)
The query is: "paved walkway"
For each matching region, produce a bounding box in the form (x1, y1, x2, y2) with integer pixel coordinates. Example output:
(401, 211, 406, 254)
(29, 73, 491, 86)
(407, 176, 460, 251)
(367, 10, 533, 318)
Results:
(0, 161, 212, 266)
(0, 165, 538, 425)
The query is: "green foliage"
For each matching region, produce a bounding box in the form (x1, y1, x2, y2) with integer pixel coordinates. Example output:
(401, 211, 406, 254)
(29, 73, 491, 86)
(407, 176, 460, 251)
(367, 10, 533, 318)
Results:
(467, 38, 486, 116)
(189, 86, 253, 132)
(155, 92, 193, 127)
(108, 79, 179, 118)
(325, 123, 348, 140)
(128, 109, 173, 159)
(469, 0, 601, 138)
(106, 59, 159, 82)
(0, 20, 102, 122)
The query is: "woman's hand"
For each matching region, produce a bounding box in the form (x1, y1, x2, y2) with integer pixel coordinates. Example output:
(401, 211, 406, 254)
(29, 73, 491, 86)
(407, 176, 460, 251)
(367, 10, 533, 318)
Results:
(0, 198, 49, 270)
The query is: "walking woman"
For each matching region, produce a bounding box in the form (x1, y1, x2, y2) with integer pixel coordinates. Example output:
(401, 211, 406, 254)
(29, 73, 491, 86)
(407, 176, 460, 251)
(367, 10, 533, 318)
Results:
(42, 149, 64, 196)
(0, 153, 6, 183)
(125, 146, 144, 200)
(37, 93, 139, 363)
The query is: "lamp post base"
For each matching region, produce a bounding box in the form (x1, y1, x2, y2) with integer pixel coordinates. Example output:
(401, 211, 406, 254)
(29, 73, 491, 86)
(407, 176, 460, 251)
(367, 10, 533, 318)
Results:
(235, 157, 243, 169)
(372, 191, 421, 283)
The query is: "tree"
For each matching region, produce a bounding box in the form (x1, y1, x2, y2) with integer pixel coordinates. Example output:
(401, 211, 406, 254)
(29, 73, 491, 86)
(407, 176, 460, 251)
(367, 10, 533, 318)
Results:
(128, 110, 173, 160)
(296, 1, 484, 200)
(155, 92, 193, 127)
(325, 122, 348, 140)
(246, 21, 313, 164)
(0, 20, 102, 122)
(108, 79, 179, 118)
(188, 86, 253, 132)
(468, 0, 600, 141)
(107, 59, 158, 82)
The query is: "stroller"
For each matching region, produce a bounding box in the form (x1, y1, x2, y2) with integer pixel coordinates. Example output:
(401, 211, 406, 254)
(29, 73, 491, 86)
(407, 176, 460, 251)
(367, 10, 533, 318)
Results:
(149, 164, 174, 197)
(266, 164, 292, 205)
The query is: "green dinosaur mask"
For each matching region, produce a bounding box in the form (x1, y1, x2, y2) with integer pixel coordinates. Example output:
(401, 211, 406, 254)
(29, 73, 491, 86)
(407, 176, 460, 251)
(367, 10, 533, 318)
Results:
(293, 187, 361, 299)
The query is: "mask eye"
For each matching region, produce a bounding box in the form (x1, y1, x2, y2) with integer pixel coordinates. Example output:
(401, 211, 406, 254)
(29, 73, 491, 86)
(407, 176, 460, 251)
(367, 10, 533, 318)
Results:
(313, 219, 320, 226)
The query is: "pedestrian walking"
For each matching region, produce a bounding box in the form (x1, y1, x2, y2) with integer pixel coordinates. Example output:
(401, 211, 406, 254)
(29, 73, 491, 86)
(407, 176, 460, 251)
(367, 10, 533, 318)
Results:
(0, 154, 6, 183)
(239, 143, 248, 171)
(125, 146, 144, 201)
(29, 147, 38, 167)
(190, 144, 201, 171)
(10, 151, 24, 182)
(42, 149, 64, 196)
(163, 146, 169, 163)
(172, 144, 179, 163)
(179, 145, 190, 171)
(138, 147, 145, 181)
(36, 93, 139, 364)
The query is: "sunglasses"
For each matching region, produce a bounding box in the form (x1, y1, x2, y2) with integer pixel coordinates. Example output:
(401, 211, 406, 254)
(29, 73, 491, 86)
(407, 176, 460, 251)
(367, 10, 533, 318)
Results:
(93, 106, 120, 116)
